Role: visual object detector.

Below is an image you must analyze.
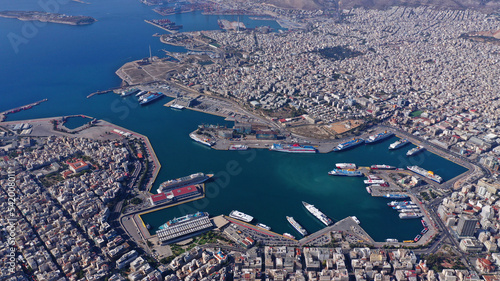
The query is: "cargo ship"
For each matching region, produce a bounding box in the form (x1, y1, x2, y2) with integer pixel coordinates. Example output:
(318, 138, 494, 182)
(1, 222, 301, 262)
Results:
(400, 213, 423, 219)
(229, 210, 253, 222)
(384, 194, 409, 199)
(158, 212, 208, 230)
(333, 138, 364, 152)
(270, 143, 316, 153)
(336, 163, 356, 169)
(120, 88, 139, 97)
(302, 201, 333, 226)
(406, 146, 425, 156)
(139, 92, 164, 105)
(370, 165, 396, 170)
(389, 139, 410, 150)
(189, 133, 216, 147)
(256, 223, 271, 231)
(328, 169, 363, 177)
(158, 172, 213, 193)
(229, 144, 248, 150)
(365, 131, 394, 144)
(407, 166, 443, 183)
(286, 216, 308, 236)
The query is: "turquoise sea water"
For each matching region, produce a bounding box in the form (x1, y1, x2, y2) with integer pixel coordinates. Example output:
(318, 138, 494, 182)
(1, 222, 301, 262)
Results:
(0, 0, 467, 241)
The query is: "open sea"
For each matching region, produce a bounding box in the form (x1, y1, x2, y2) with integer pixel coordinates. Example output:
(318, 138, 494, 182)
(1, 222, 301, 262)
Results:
(0, 0, 467, 241)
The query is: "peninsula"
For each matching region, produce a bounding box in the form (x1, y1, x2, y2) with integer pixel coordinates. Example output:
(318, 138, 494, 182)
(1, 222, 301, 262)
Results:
(0, 10, 96, 25)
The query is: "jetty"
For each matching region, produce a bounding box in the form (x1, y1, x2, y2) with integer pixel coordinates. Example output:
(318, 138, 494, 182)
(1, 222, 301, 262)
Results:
(0, 98, 48, 121)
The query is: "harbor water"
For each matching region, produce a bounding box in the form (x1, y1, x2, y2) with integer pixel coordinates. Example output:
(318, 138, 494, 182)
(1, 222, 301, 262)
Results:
(0, 0, 467, 241)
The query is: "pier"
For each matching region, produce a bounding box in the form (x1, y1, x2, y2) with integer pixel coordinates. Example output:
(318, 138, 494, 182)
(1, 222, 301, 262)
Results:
(86, 89, 115, 98)
(0, 98, 48, 121)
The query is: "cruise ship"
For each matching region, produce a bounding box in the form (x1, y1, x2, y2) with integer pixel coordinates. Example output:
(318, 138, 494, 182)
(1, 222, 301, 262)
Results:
(229, 210, 254, 222)
(336, 163, 357, 169)
(407, 166, 443, 184)
(302, 201, 333, 226)
(370, 165, 396, 170)
(189, 133, 216, 147)
(159, 212, 208, 230)
(399, 212, 423, 219)
(158, 172, 213, 193)
(229, 144, 248, 150)
(286, 216, 308, 236)
(389, 139, 410, 150)
(328, 169, 363, 177)
(256, 223, 271, 231)
(365, 131, 394, 144)
(384, 194, 409, 199)
(406, 146, 425, 156)
(333, 138, 364, 152)
(139, 92, 164, 105)
(270, 143, 316, 153)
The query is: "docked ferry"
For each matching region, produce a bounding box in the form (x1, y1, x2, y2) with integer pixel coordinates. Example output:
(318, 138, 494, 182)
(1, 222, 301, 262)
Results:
(328, 169, 363, 177)
(120, 88, 139, 97)
(229, 210, 254, 222)
(286, 216, 308, 236)
(406, 146, 425, 156)
(384, 194, 409, 199)
(370, 165, 396, 170)
(365, 131, 394, 144)
(407, 166, 443, 184)
(256, 223, 271, 231)
(389, 138, 410, 150)
(229, 144, 248, 150)
(333, 138, 364, 152)
(139, 92, 164, 105)
(189, 133, 216, 147)
(400, 213, 423, 219)
(364, 179, 386, 185)
(336, 163, 357, 169)
(302, 201, 333, 226)
(270, 143, 316, 153)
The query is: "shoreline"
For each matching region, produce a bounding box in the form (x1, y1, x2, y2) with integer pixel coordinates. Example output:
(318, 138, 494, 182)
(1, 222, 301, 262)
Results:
(0, 116, 162, 193)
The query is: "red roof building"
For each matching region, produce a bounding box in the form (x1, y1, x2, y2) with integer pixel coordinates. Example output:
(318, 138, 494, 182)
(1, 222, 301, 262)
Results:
(149, 193, 169, 206)
(66, 159, 90, 173)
